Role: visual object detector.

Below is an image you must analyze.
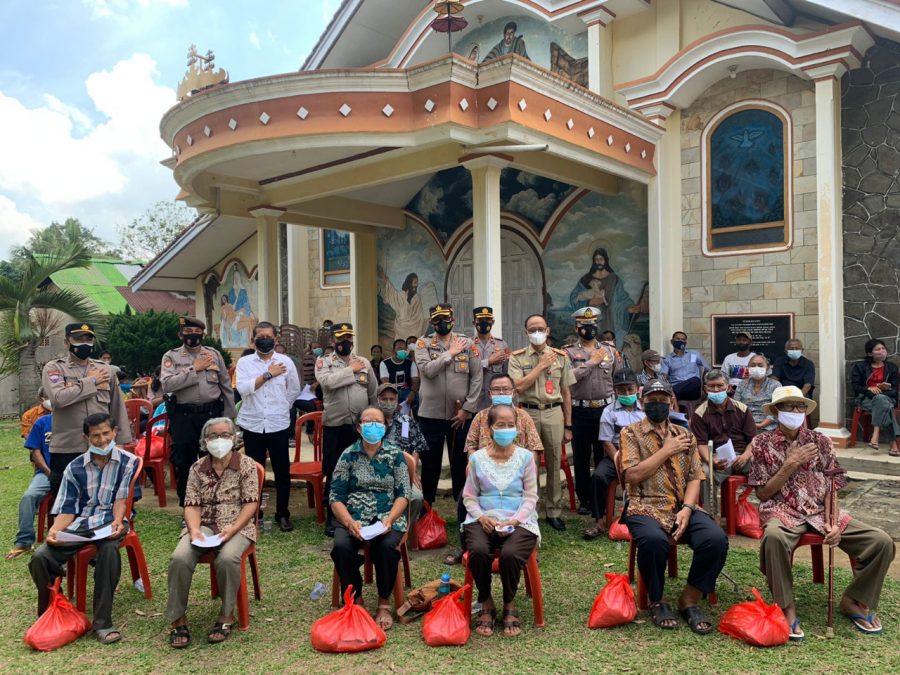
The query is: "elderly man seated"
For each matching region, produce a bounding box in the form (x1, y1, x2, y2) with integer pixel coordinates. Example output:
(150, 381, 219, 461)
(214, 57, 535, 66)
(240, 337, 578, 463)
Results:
(690, 369, 757, 486)
(29, 413, 140, 645)
(750, 386, 895, 640)
(621, 379, 728, 634)
(165, 417, 259, 648)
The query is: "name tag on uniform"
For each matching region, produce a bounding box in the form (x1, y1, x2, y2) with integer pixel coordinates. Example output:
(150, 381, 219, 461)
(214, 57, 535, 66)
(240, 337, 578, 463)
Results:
(401, 420, 409, 439)
(690, 354, 697, 364)
(356, 373, 367, 384)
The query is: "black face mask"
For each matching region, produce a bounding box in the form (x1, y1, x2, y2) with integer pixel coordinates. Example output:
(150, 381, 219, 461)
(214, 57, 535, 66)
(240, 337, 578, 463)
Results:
(644, 401, 670, 424)
(434, 320, 453, 336)
(476, 321, 493, 335)
(335, 340, 353, 356)
(183, 334, 202, 348)
(672, 340, 686, 351)
(255, 337, 275, 353)
(577, 325, 598, 341)
(69, 343, 93, 361)
(736, 342, 751, 352)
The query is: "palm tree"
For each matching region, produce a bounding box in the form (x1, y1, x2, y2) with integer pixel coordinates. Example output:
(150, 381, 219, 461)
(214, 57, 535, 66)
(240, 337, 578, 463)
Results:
(0, 240, 104, 413)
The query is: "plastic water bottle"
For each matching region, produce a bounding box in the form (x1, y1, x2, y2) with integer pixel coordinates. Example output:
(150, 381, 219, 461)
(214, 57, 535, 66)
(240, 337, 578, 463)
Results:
(134, 578, 145, 593)
(438, 571, 451, 597)
(310, 581, 326, 601)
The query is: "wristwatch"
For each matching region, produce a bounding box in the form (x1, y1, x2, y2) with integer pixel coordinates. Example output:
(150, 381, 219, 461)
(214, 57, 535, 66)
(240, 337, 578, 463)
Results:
(564, 425, 573, 431)
(682, 503, 698, 513)
(262, 372, 273, 381)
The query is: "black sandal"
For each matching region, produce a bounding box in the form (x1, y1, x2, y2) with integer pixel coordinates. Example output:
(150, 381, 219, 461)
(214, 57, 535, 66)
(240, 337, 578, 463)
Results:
(207, 621, 233, 644)
(680, 605, 714, 635)
(475, 607, 496, 636)
(649, 602, 679, 630)
(444, 550, 462, 565)
(169, 625, 190, 649)
(502, 609, 522, 637)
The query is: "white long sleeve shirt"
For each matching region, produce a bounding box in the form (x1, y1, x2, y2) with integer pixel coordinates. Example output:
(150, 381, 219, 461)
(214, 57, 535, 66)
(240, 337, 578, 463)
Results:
(235, 352, 301, 433)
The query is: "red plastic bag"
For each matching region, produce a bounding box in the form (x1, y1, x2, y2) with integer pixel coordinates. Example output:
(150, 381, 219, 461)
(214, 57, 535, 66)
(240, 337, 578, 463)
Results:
(24, 579, 92, 651)
(607, 515, 631, 542)
(422, 584, 470, 646)
(719, 587, 790, 647)
(736, 488, 763, 539)
(588, 573, 637, 629)
(416, 502, 448, 550)
(311, 586, 386, 653)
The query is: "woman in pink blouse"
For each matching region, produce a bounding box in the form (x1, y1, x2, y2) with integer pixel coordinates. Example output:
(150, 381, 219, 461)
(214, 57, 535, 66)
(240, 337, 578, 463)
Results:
(462, 404, 539, 638)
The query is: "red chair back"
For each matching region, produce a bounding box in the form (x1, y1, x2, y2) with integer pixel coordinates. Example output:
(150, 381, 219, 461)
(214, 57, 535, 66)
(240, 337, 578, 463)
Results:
(141, 412, 170, 462)
(293, 411, 324, 463)
(124, 398, 151, 441)
(124, 454, 144, 515)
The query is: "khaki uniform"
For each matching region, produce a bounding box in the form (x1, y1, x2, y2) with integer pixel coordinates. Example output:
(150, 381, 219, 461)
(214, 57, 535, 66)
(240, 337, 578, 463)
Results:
(475, 335, 510, 410)
(414, 333, 483, 418)
(42, 355, 131, 455)
(159, 345, 236, 416)
(315, 353, 377, 427)
(508, 345, 576, 518)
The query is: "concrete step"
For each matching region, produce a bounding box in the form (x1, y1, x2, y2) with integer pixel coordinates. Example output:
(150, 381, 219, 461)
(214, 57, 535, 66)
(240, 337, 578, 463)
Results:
(836, 443, 900, 478)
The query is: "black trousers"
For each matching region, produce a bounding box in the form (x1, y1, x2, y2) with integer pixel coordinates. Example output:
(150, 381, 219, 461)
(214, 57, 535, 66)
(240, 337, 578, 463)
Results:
(672, 377, 702, 402)
(49, 453, 82, 499)
(571, 406, 605, 509)
(168, 406, 222, 506)
(626, 512, 728, 604)
(464, 523, 538, 604)
(418, 416, 471, 503)
(290, 399, 318, 438)
(241, 426, 291, 520)
(331, 524, 403, 600)
(590, 455, 619, 520)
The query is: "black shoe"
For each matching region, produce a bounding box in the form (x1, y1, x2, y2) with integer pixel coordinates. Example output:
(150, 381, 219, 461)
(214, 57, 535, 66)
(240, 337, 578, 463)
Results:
(545, 517, 566, 531)
(324, 525, 335, 538)
(577, 505, 591, 516)
(276, 517, 294, 532)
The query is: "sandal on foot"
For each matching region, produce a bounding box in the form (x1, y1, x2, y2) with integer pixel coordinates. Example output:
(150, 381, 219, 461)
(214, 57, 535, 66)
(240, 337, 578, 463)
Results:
(474, 607, 496, 636)
(889, 448, 900, 457)
(868, 442, 880, 450)
(501, 609, 522, 637)
(649, 602, 679, 630)
(844, 611, 883, 635)
(5, 545, 32, 560)
(375, 605, 394, 631)
(444, 550, 462, 565)
(582, 526, 605, 540)
(169, 625, 191, 648)
(788, 619, 804, 641)
(95, 627, 122, 645)
(680, 605, 714, 635)
(207, 621, 233, 644)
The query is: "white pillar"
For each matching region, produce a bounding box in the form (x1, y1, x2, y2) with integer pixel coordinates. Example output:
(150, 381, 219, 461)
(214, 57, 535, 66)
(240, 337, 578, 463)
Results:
(647, 110, 683, 352)
(250, 207, 283, 324)
(286, 224, 310, 326)
(464, 156, 507, 336)
(587, 21, 613, 98)
(813, 76, 850, 442)
(350, 231, 378, 351)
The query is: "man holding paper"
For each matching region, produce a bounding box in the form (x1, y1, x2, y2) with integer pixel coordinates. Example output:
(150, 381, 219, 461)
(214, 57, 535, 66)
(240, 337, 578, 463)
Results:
(689, 369, 757, 487)
(29, 412, 139, 645)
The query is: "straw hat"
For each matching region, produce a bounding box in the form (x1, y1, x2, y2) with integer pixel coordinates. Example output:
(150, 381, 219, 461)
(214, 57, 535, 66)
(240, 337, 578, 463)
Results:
(762, 385, 817, 417)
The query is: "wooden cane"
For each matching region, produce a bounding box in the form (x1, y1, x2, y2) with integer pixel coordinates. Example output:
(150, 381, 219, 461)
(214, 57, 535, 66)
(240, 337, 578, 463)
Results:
(707, 441, 717, 520)
(823, 467, 845, 639)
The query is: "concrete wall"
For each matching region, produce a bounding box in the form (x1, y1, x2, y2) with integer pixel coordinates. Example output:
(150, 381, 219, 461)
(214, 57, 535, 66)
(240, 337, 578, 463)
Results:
(679, 69, 819, 373)
(305, 227, 351, 327)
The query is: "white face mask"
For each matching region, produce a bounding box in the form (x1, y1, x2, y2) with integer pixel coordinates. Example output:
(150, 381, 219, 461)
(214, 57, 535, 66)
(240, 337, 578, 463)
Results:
(777, 410, 806, 430)
(207, 438, 234, 459)
(527, 331, 547, 346)
(651, 362, 662, 373)
(748, 366, 767, 380)
(42, 399, 52, 411)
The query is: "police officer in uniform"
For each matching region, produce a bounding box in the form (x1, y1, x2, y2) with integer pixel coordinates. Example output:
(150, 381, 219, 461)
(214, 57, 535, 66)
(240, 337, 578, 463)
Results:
(508, 313, 575, 531)
(415, 304, 483, 505)
(160, 316, 236, 506)
(315, 322, 377, 533)
(42, 323, 132, 497)
(472, 306, 510, 410)
(565, 307, 623, 515)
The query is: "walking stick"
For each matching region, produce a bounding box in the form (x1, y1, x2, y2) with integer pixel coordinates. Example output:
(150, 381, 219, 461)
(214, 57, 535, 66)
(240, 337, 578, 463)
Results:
(707, 441, 717, 520)
(824, 467, 845, 639)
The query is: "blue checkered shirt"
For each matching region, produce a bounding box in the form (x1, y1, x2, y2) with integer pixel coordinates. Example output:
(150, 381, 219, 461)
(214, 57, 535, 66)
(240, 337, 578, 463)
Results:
(52, 447, 140, 530)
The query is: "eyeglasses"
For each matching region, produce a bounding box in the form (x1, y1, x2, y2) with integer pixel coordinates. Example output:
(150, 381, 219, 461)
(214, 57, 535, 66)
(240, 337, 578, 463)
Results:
(526, 327, 547, 334)
(182, 329, 203, 335)
(491, 423, 516, 430)
(206, 432, 234, 440)
(777, 403, 808, 412)
(489, 387, 515, 394)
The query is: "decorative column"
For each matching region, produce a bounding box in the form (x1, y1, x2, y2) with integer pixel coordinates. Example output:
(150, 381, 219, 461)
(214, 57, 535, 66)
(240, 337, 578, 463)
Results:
(250, 207, 283, 324)
(580, 12, 613, 98)
(813, 75, 850, 442)
(350, 231, 378, 351)
(463, 155, 507, 336)
(286, 224, 311, 326)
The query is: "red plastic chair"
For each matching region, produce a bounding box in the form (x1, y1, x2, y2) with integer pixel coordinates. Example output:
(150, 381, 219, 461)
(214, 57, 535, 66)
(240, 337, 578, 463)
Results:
(461, 548, 545, 628)
(138, 412, 170, 507)
(790, 532, 858, 584)
(329, 536, 411, 609)
(198, 462, 264, 631)
(627, 539, 718, 610)
(721, 474, 750, 536)
(290, 411, 325, 523)
(539, 443, 577, 512)
(848, 403, 900, 448)
(66, 456, 152, 611)
(36, 493, 53, 543)
(122, 398, 151, 453)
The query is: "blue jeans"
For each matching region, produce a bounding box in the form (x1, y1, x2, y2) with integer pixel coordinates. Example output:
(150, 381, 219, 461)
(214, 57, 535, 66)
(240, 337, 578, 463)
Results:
(15, 473, 50, 548)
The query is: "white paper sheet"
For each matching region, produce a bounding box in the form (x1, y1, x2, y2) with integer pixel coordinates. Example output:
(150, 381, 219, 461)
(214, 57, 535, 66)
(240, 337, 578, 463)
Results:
(360, 521, 388, 541)
(714, 439, 736, 463)
(400, 400, 411, 416)
(56, 524, 113, 543)
(298, 384, 317, 401)
(401, 420, 410, 439)
(191, 533, 223, 548)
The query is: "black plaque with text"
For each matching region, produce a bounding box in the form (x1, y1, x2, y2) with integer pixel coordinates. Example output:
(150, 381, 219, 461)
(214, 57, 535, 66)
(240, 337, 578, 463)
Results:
(711, 314, 794, 366)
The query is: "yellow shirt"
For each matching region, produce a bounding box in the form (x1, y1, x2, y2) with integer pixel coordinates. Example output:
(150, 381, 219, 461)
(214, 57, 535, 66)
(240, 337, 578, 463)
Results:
(507, 345, 575, 405)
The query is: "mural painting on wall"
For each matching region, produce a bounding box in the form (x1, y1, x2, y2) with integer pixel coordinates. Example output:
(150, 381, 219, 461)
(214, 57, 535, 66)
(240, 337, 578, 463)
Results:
(202, 260, 258, 350)
(456, 15, 588, 86)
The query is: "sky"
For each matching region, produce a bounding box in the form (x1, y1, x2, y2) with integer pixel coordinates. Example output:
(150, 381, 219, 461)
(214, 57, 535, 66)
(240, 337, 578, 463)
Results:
(0, 0, 342, 259)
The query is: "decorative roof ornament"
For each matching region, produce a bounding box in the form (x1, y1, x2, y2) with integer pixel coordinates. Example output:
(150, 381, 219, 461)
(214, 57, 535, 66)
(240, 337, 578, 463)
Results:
(431, 1, 467, 53)
(176, 44, 229, 101)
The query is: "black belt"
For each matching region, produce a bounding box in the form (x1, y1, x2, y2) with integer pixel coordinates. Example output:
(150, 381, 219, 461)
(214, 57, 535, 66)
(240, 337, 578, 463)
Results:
(574, 397, 614, 408)
(521, 402, 561, 411)
(168, 400, 223, 414)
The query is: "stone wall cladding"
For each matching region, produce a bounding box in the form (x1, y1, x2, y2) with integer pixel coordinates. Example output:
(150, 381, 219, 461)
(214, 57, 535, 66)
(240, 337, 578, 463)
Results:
(307, 228, 351, 324)
(680, 69, 819, 373)
(842, 39, 900, 418)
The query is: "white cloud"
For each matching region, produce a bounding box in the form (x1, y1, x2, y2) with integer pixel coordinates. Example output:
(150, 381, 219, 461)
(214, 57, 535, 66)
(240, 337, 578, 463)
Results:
(0, 196, 44, 249)
(83, 0, 187, 19)
(249, 31, 261, 49)
(42, 94, 93, 133)
(506, 188, 558, 225)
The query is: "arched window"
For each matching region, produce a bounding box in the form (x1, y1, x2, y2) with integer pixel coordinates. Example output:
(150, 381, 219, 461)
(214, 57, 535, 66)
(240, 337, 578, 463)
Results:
(701, 102, 792, 255)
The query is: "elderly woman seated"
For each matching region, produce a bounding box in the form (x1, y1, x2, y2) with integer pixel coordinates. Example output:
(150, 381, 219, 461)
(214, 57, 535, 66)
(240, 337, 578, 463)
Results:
(165, 417, 259, 648)
(851, 339, 900, 456)
(734, 353, 780, 432)
(329, 406, 410, 631)
(462, 404, 539, 638)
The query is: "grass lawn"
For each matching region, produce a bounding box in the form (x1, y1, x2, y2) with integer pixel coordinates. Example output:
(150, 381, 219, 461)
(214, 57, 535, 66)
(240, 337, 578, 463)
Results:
(0, 419, 897, 674)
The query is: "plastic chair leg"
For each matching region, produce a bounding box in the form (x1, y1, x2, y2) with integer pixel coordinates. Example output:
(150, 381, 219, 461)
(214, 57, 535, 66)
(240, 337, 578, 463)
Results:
(392, 561, 404, 609)
(401, 543, 411, 588)
(153, 464, 167, 507)
(605, 479, 618, 530)
(525, 553, 544, 627)
(667, 545, 678, 578)
(306, 482, 315, 508)
(314, 480, 326, 524)
(810, 544, 825, 584)
(561, 455, 577, 512)
(249, 551, 261, 600)
(127, 538, 152, 600)
(236, 558, 250, 631)
(330, 567, 341, 608)
(627, 540, 637, 582)
(210, 566, 220, 598)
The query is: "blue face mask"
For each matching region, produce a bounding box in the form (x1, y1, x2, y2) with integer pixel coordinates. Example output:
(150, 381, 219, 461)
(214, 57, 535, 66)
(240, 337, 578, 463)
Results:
(360, 422, 386, 444)
(707, 390, 728, 405)
(617, 393, 638, 406)
(492, 427, 518, 447)
(491, 394, 513, 406)
(313, 348, 323, 357)
(90, 439, 116, 456)
(396, 350, 408, 360)
(787, 349, 802, 360)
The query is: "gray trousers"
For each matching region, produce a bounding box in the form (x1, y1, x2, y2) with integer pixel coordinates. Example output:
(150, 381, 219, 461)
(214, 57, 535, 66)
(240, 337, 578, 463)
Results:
(165, 527, 252, 622)
(860, 394, 900, 442)
(760, 518, 896, 610)
(30, 535, 124, 630)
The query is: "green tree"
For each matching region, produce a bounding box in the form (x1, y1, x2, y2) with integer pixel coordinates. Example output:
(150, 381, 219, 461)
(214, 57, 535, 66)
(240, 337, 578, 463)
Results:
(9, 217, 118, 262)
(0, 242, 104, 412)
(116, 201, 196, 261)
